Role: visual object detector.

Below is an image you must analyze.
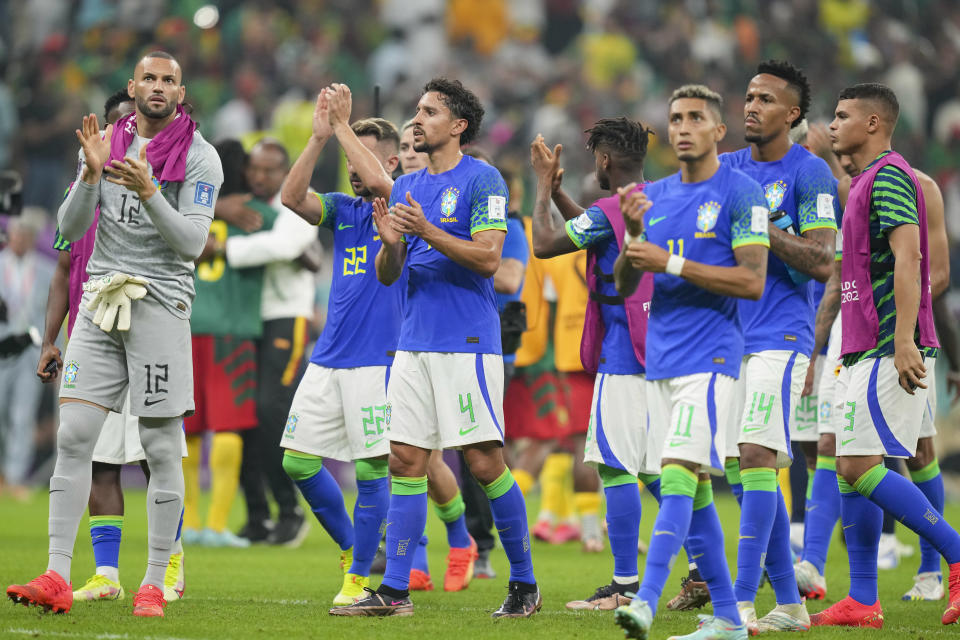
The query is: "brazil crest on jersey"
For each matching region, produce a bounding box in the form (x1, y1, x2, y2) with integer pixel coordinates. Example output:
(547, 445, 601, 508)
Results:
(192, 198, 277, 338)
(722, 145, 839, 356)
(390, 154, 508, 354)
(311, 192, 406, 368)
(642, 162, 769, 380)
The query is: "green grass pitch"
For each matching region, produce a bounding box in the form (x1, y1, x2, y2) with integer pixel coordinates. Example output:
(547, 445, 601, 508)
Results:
(1, 489, 957, 639)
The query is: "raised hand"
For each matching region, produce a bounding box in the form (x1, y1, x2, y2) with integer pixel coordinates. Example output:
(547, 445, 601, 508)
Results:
(530, 134, 563, 190)
(104, 141, 157, 200)
(618, 184, 650, 237)
(312, 91, 333, 141)
(76, 113, 114, 183)
(372, 197, 402, 246)
(391, 192, 430, 238)
(327, 83, 353, 128)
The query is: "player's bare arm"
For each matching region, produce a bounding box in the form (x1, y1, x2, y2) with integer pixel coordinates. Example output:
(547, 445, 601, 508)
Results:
(918, 171, 949, 297)
(530, 135, 578, 257)
(372, 196, 406, 285)
(389, 191, 504, 278)
(613, 186, 650, 297)
(767, 225, 835, 282)
(637, 243, 767, 300)
(802, 259, 841, 395)
(328, 84, 394, 200)
(530, 135, 581, 221)
(494, 258, 524, 294)
(888, 222, 925, 393)
(281, 92, 332, 224)
(37, 250, 70, 383)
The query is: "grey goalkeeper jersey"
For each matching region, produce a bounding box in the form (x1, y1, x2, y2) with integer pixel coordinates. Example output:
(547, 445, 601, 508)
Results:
(58, 131, 223, 319)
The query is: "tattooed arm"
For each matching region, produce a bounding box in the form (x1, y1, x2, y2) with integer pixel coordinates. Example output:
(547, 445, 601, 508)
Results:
(530, 135, 579, 258)
(811, 260, 841, 358)
(768, 226, 835, 282)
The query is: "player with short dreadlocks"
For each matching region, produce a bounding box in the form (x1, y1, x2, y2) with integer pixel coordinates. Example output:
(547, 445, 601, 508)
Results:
(528, 117, 663, 611)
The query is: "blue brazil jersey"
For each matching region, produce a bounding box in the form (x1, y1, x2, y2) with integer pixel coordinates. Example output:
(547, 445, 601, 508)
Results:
(723, 145, 839, 356)
(497, 216, 529, 365)
(391, 154, 508, 354)
(565, 205, 644, 375)
(642, 162, 770, 380)
(310, 192, 405, 368)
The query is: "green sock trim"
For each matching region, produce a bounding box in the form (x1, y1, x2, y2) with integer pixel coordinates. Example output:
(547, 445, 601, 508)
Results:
(661, 464, 698, 498)
(483, 468, 515, 500)
(724, 458, 742, 486)
(693, 479, 714, 510)
(89, 515, 123, 529)
(355, 458, 388, 481)
(637, 472, 660, 486)
(598, 464, 636, 488)
(853, 464, 888, 498)
(282, 450, 324, 481)
(806, 467, 815, 500)
(815, 455, 836, 471)
(909, 459, 941, 484)
(741, 467, 777, 492)
(837, 475, 856, 494)
(392, 476, 428, 496)
(434, 492, 466, 523)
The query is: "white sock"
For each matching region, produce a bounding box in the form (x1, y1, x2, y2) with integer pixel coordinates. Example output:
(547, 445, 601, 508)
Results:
(96, 566, 119, 582)
(139, 417, 185, 589)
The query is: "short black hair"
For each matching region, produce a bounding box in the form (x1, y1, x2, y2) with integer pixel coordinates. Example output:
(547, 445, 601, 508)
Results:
(214, 139, 249, 196)
(585, 117, 653, 168)
(756, 59, 810, 129)
(422, 77, 484, 146)
(838, 83, 900, 127)
(352, 117, 400, 152)
(104, 88, 134, 121)
(144, 50, 176, 62)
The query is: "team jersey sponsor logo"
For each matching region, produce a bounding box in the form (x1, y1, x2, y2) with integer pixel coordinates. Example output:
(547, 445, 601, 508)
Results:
(63, 361, 80, 389)
(696, 200, 720, 238)
(283, 412, 299, 438)
(764, 180, 787, 211)
(440, 186, 460, 222)
(194, 181, 215, 207)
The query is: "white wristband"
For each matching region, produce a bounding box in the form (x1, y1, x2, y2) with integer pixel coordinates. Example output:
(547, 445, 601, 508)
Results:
(624, 230, 642, 246)
(666, 254, 686, 276)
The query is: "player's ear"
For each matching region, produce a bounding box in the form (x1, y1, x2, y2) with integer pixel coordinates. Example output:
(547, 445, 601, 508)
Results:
(386, 155, 399, 174)
(177, 84, 186, 104)
(450, 117, 467, 140)
(127, 78, 135, 100)
(866, 113, 880, 134)
(715, 121, 727, 143)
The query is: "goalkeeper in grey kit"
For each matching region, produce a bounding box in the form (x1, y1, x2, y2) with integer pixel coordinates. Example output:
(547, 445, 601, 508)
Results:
(6, 51, 222, 618)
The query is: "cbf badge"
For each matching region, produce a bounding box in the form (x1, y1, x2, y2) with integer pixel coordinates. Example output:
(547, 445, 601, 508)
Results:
(63, 361, 80, 389)
(765, 180, 787, 211)
(384, 402, 392, 429)
(283, 412, 299, 438)
(696, 201, 721, 232)
(440, 187, 460, 222)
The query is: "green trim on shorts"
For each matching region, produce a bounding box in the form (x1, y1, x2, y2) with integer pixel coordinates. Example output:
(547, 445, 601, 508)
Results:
(89, 515, 123, 529)
(434, 492, 466, 523)
(724, 458, 742, 486)
(806, 467, 815, 500)
(598, 464, 636, 488)
(741, 467, 777, 492)
(392, 476, 428, 496)
(282, 450, 324, 481)
(693, 479, 714, 511)
(637, 472, 660, 487)
(909, 459, 940, 484)
(853, 464, 888, 498)
(483, 468, 515, 500)
(837, 475, 856, 494)
(816, 455, 836, 471)
(355, 458, 388, 481)
(661, 464, 698, 498)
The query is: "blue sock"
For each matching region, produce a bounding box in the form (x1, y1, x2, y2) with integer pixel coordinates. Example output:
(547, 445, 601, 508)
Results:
(639, 473, 662, 504)
(858, 464, 960, 565)
(90, 516, 123, 570)
(734, 467, 777, 603)
(764, 489, 801, 604)
(295, 466, 354, 550)
(802, 458, 840, 574)
(840, 477, 882, 605)
(412, 534, 430, 574)
(382, 477, 429, 592)
(435, 493, 472, 549)
(688, 486, 741, 625)
(602, 475, 642, 580)
(911, 460, 946, 574)
(350, 476, 389, 576)
(485, 469, 535, 584)
(636, 464, 697, 613)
